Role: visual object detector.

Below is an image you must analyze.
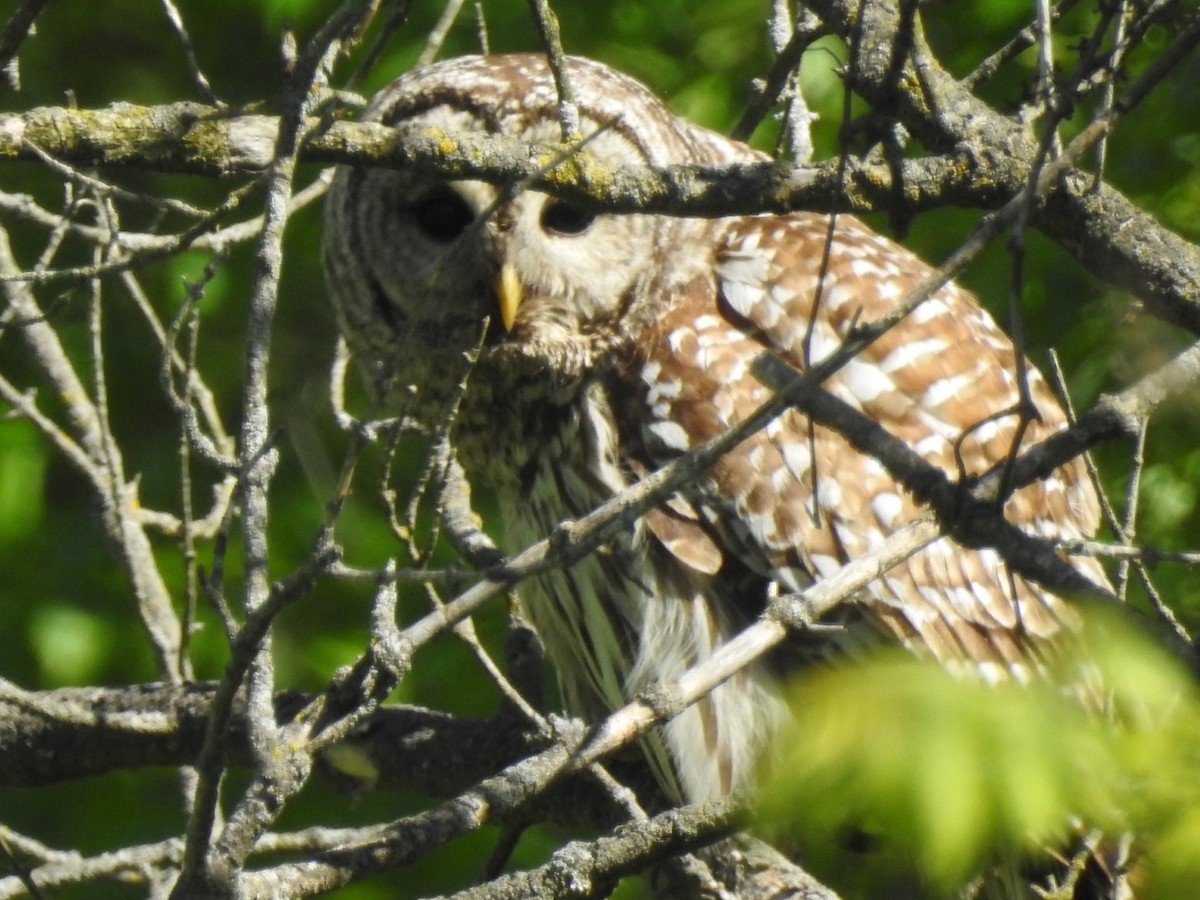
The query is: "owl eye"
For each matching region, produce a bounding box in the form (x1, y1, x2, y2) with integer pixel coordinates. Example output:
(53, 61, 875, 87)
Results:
(411, 189, 474, 243)
(540, 199, 596, 236)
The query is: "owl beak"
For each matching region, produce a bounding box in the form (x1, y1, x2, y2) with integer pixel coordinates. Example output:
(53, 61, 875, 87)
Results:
(495, 262, 522, 332)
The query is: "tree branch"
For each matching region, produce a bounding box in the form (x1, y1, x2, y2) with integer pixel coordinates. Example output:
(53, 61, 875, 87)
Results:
(3, 93, 1197, 335)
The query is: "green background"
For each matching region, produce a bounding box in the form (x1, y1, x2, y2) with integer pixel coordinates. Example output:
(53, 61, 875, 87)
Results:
(0, 1, 1197, 896)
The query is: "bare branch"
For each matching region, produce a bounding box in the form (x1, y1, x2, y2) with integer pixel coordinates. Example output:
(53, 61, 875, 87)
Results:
(3, 2, 1199, 897)
(0, 0, 51, 90)
(2, 94, 1197, 332)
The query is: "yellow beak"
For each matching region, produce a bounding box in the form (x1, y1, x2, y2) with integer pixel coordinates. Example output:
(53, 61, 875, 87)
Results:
(496, 263, 522, 332)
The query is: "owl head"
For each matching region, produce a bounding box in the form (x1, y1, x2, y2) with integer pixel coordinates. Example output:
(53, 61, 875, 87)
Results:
(323, 54, 758, 405)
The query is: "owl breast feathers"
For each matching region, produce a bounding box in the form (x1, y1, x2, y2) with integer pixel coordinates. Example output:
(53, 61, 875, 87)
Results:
(323, 54, 1105, 802)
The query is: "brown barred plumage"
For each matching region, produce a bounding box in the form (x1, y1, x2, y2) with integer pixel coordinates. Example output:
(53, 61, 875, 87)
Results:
(322, 54, 1105, 802)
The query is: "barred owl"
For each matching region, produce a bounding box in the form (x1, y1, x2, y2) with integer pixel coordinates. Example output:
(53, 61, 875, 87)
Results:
(323, 54, 1104, 803)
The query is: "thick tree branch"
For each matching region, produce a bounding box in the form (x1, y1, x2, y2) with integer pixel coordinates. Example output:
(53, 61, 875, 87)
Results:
(3, 3, 1198, 897)
(2, 94, 1197, 336)
(0, 679, 546, 798)
(805, 0, 1200, 332)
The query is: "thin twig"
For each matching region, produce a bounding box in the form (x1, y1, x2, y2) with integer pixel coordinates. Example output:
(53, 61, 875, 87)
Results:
(175, 3, 385, 891)
(418, 0, 469, 65)
(965, 0, 1083, 89)
(159, 0, 222, 106)
(0, 0, 51, 90)
(1058, 540, 1200, 568)
(732, 9, 824, 148)
(1, 180, 260, 286)
(244, 520, 938, 896)
(1092, 0, 1131, 188)
(474, 1, 489, 53)
(526, 0, 579, 140)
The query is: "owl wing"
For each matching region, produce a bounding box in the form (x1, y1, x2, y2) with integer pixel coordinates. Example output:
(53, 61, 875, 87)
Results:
(632, 212, 1105, 680)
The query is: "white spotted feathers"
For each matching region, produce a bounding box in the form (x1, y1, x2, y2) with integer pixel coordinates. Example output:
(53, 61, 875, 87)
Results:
(323, 53, 1106, 803)
(636, 211, 1104, 677)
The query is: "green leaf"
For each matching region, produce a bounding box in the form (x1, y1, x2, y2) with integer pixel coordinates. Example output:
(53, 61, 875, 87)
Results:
(29, 604, 114, 685)
(0, 421, 46, 540)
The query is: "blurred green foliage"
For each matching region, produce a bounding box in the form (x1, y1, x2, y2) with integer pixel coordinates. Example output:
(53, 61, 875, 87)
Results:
(761, 610, 1200, 897)
(0, 0, 1197, 897)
